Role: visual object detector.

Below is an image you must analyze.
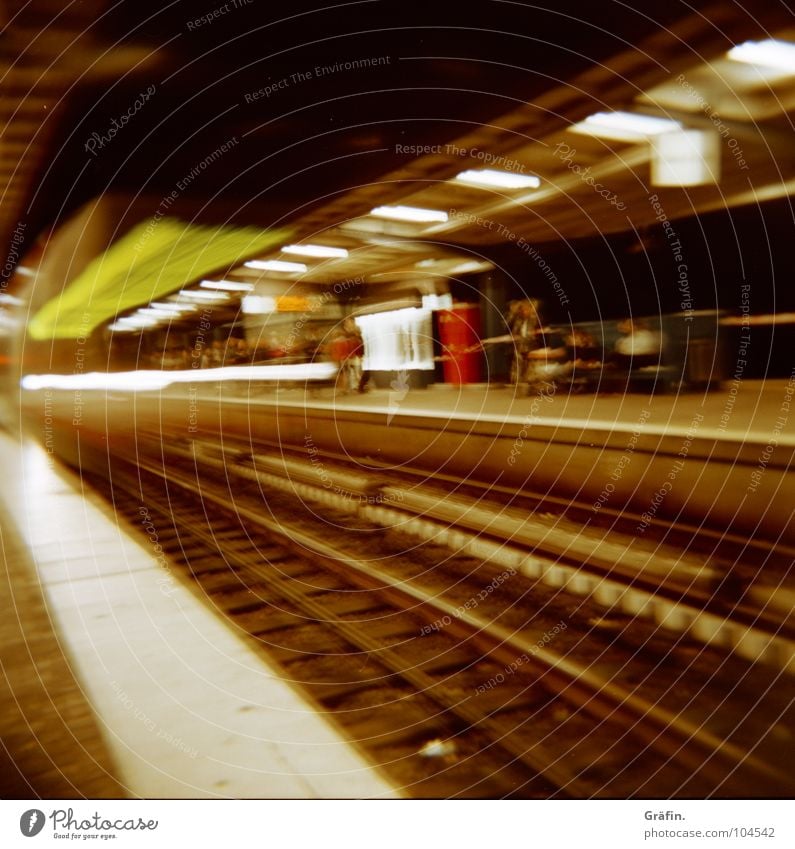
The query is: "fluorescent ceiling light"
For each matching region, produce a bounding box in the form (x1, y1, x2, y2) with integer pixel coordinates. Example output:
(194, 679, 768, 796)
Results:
(199, 279, 254, 292)
(241, 295, 277, 315)
(177, 289, 230, 301)
(244, 259, 307, 273)
(282, 244, 349, 258)
(415, 257, 493, 274)
(370, 205, 449, 223)
(107, 322, 140, 332)
(449, 260, 495, 274)
(454, 169, 541, 190)
(136, 308, 183, 318)
(422, 293, 453, 311)
(570, 111, 682, 142)
(651, 129, 721, 187)
(151, 302, 197, 312)
(728, 39, 795, 72)
(116, 316, 160, 328)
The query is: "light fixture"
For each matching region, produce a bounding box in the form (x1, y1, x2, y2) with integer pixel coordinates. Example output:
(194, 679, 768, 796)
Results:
(241, 294, 278, 315)
(176, 289, 231, 301)
(449, 260, 495, 274)
(422, 293, 453, 311)
(727, 39, 795, 73)
(199, 279, 255, 292)
(107, 322, 140, 332)
(136, 308, 183, 318)
(415, 258, 494, 274)
(115, 316, 160, 328)
(570, 111, 682, 142)
(651, 129, 721, 186)
(151, 301, 197, 312)
(370, 205, 449, 223)
(454, 169, 541, 190)
(244, 259, 307, 273)
(282, 244, 349, 258)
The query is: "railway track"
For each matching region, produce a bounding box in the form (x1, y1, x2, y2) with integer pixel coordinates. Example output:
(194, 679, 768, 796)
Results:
(149, 428, 795, 673)
(76, 431, 795, 798)
(181, 425, 795, 573)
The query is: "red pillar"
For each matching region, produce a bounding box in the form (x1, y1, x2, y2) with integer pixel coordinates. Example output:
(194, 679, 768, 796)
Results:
(438, 304, 482, 384)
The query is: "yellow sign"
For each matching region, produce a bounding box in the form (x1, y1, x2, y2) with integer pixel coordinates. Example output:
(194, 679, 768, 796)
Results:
(276, 295, 311, 312)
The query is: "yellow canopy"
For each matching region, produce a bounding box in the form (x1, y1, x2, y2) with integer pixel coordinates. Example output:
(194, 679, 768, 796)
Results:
(28, 218, 290, 340)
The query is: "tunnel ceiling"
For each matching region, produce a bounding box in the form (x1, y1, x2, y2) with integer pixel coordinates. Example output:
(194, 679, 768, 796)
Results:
(2, 0, 794, 292)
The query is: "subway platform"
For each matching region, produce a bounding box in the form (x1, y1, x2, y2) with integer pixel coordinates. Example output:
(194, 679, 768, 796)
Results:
(244, 376, 795, 447)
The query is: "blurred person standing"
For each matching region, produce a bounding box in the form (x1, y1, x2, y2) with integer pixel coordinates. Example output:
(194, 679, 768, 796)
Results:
(507, 298, 543, 384)
(345, 317, 370, 393)
(330, 325, 355, 394)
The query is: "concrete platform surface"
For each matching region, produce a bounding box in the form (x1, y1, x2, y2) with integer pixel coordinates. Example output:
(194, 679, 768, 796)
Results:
(236, 377, 795, 446)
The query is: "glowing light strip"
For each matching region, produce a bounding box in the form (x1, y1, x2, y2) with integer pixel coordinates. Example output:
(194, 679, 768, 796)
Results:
(115, 316, 160, 327)
(136, 308, 183, 318)
(282, 244, 349, 258)
(571, 111, 682, 141)
(455, 169, 541, 190)
(728, 39, 795, 72)
(177, 289, 230, 301)
(370, 205, 449, 223)
(244, 260, 307, 273)
(21, 362, 338, 392)
(151, 302, 197, 312)
(199, 279, 255, 292)
(721, 312, 795, 326)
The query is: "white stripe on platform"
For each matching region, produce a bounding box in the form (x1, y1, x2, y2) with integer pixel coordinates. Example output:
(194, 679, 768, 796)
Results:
(207, 389, 795, 447)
